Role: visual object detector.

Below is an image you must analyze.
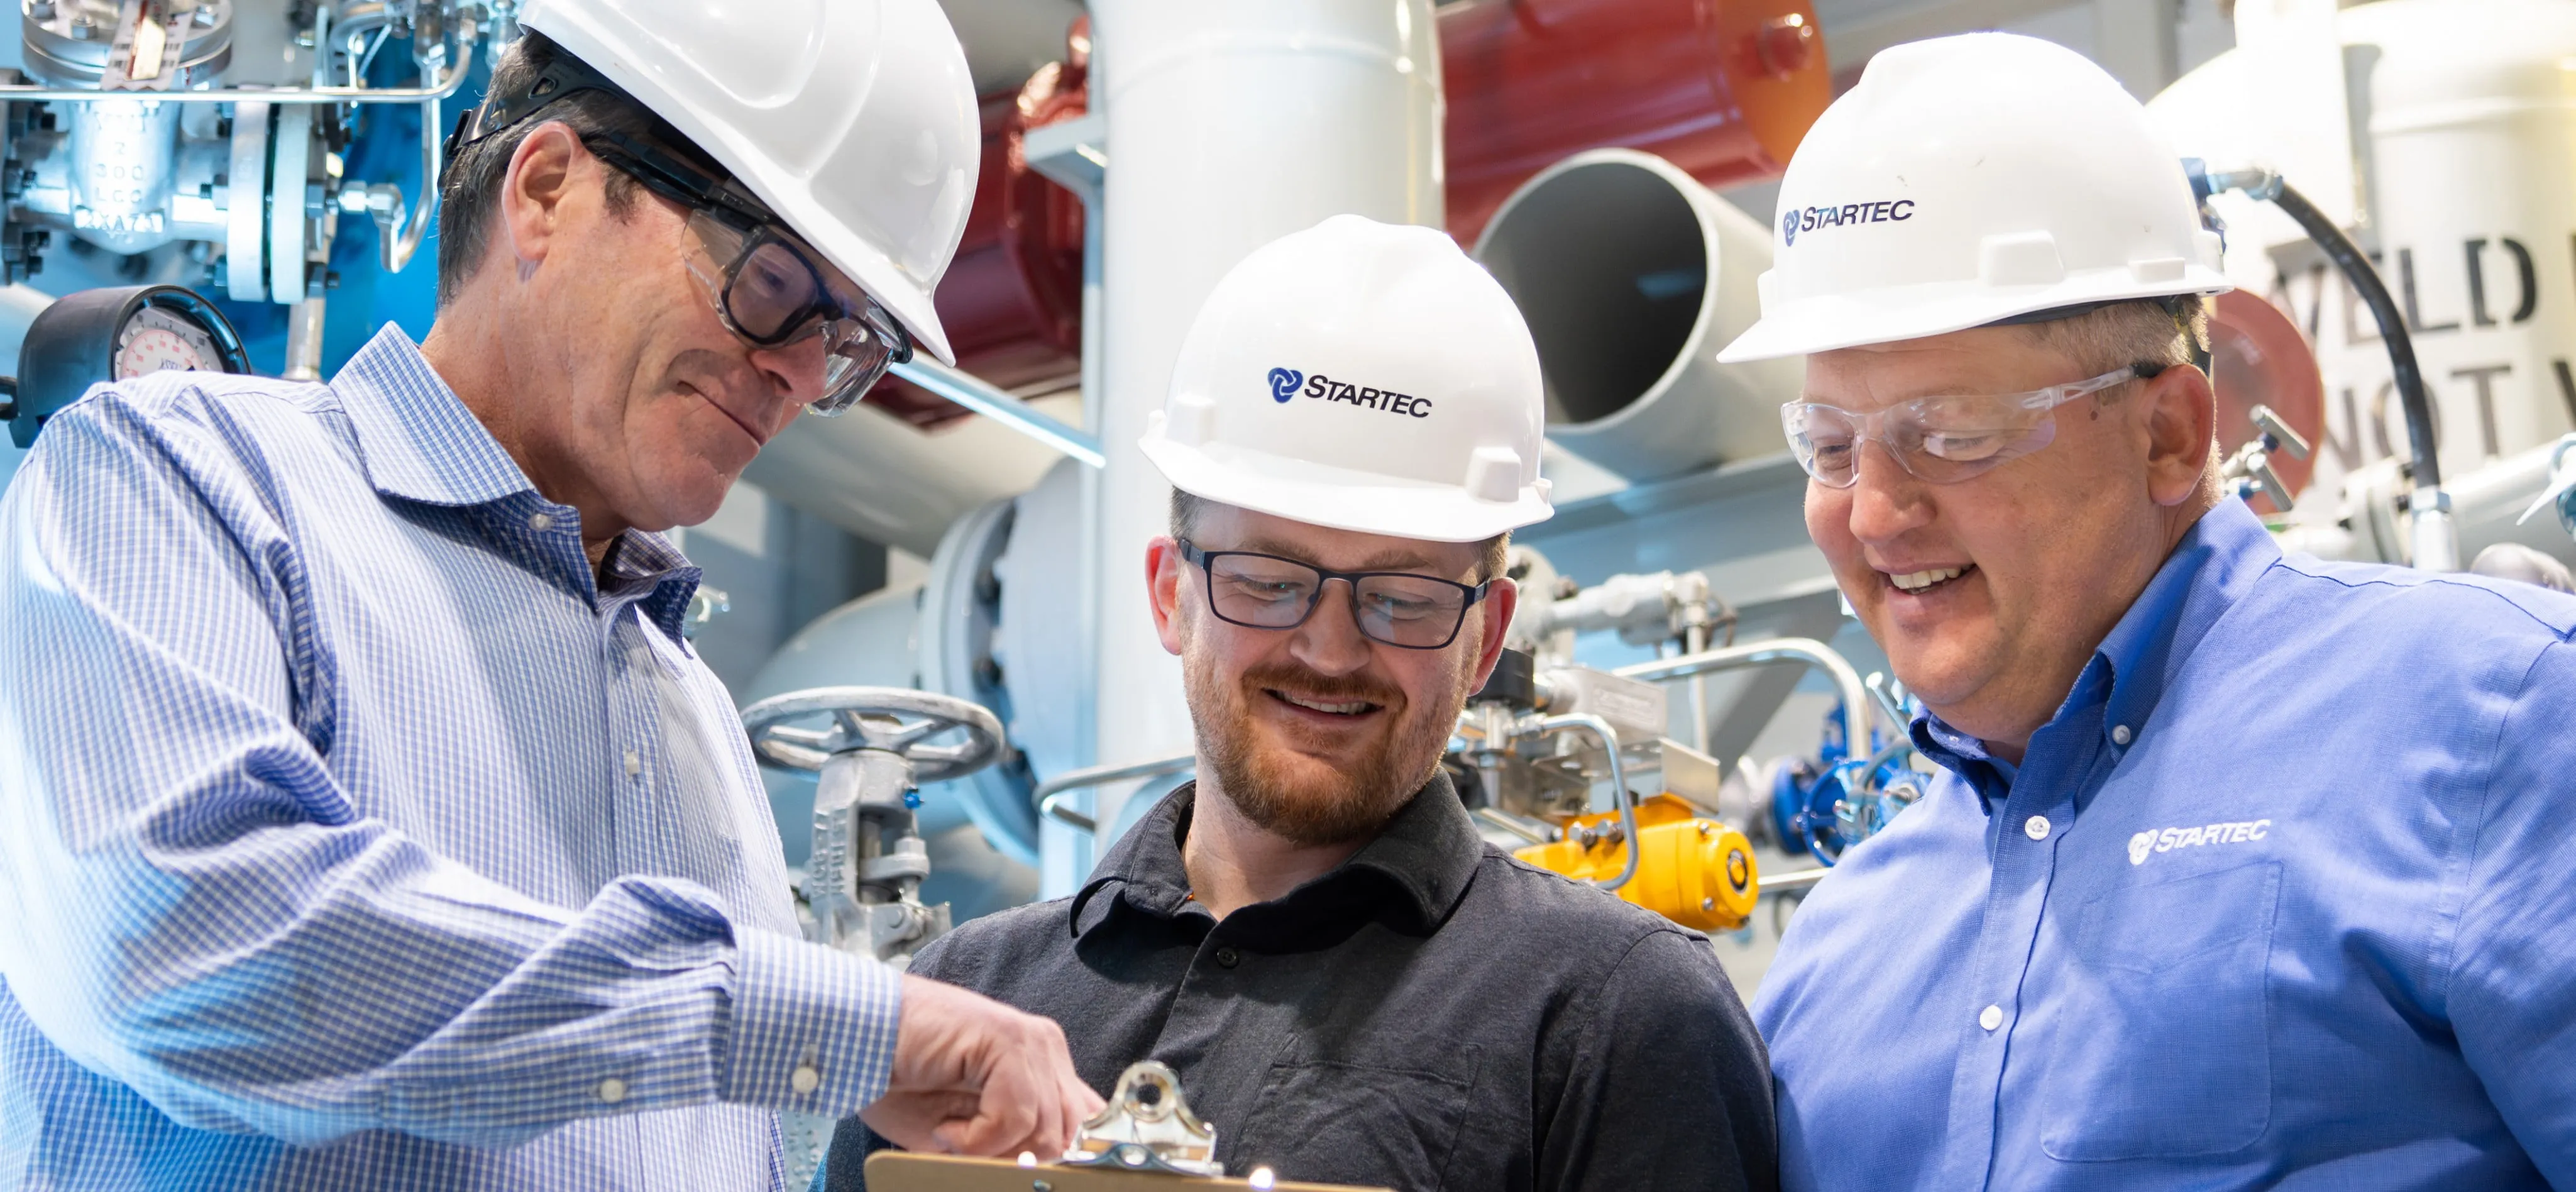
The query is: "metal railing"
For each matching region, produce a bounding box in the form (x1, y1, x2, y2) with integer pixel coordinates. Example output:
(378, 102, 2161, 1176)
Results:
(1033, 754, 1196, 833)
(1612, 637, 1874, 760)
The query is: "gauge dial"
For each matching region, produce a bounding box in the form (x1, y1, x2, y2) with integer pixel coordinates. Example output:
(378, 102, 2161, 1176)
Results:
(113, 304, 224, 380)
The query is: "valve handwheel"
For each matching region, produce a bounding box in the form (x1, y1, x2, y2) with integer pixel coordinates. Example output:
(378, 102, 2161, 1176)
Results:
(740, 686, 1005, 782)
(739, 686, 1008, 966)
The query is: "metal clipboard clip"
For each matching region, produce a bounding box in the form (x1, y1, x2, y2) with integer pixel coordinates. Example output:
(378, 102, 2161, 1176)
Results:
(1060, 1062, 1223, 1176)
(862, 1062, 1390, 1192)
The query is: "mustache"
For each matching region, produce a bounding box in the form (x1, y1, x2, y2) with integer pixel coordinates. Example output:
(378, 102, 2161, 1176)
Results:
(1240, 660, 1404, 708)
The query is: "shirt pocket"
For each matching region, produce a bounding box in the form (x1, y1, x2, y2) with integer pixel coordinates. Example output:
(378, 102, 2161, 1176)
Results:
(2041, 859, 2280, 1162)
(1230, 1039, 1483, 1192)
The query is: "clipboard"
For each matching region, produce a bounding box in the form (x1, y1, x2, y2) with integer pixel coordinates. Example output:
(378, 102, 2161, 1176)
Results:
(862, 1153, 1387, 1192)
(862, 1062, 1389, 1192)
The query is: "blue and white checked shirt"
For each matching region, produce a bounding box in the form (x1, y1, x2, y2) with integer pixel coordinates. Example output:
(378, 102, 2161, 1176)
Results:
(1756, 497, 2576, 1189)
(0, 327, 901, 1189)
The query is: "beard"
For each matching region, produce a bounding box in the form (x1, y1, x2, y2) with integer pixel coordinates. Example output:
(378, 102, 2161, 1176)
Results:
(1186, 654, 1470, 847)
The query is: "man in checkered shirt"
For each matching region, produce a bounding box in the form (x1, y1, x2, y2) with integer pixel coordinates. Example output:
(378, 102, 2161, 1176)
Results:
(0, 3, 1096, 1188)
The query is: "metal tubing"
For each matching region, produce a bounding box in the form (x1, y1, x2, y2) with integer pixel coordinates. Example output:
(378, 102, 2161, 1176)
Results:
(889, 356, 1106, 468)
(283, 299, 327, 380)
(1537, 712, 1639, 892)
(1614, 637, 1874, 758)
(1759, 866, 1829, 896)
(1033, 754, 1196, 833)
(376, 91, 441, 272)
(0, 25, 481, 104)
(1683, 622, 1711, 754)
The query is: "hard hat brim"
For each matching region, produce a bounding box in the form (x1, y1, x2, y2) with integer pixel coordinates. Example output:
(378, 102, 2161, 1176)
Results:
(1138, 436, 1553, 545)
(1715, 266, 2233, 363)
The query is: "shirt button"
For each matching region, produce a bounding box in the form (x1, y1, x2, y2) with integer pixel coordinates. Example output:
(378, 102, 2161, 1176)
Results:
(595, 1076, 627, 1104)
(1979, 1005, 2004, 1032)
(2024, 815, 2051, 841)
(623, 749, 642, 776)
(790, 1063, 820, 1095)
(1214, 947, 1240, 969)
(529, 512, 555, 531)
(2112, 724, 2133, 746)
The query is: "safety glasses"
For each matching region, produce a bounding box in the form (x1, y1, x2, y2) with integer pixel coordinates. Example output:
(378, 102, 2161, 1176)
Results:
(1178, 539, 1492, 651)
(586, 131, 913, 415)
(676, 208, 912, 414)
(1781, 365, 2147, 488)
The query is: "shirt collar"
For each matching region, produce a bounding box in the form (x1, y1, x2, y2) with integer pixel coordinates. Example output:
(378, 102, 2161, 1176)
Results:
(2093, 497, 2281, 744)
(600, 531, 704, 644)
(332, 326, 704, 645)
(1912, 498, 2282, 798)
(1070, 771, 1485, 941)
(332, 325, 535, 507)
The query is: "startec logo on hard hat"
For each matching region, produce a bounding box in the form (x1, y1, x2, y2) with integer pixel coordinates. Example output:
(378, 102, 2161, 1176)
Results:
(1267, 368, 1304, 403)
(1266, 368, 1435, 418)
(1778, 199, 1916, 248)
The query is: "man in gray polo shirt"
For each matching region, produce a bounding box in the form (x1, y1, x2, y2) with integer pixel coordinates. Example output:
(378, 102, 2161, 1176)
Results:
(828, 218, 1775, 1191)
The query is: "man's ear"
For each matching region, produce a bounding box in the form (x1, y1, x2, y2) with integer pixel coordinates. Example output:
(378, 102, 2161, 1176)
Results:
(2142, 362, 2216, 507)
(1146, 536, 1188, 656)
(1465, 577, 1519, 691)
(498, 121, 585, 275)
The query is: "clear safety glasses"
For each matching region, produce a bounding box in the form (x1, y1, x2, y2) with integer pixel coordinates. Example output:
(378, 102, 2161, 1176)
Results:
(1179, 539, 1493, 651)
(1781, 365, 2147, 488)
(678, 209, 913, 415)
(585, 131, 913, 416)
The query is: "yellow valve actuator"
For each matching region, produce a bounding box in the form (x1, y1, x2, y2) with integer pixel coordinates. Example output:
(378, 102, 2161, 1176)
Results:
(1513, 794, 1759, 932)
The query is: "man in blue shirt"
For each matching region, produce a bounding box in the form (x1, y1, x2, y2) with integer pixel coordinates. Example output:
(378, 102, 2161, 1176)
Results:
(1715, 33, 2576, 1189)
(0, 2, 1094, 1188)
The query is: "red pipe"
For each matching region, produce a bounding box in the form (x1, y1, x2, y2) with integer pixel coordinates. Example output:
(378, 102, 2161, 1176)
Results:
(867, 2, 1830, 429)
(1443, 0, 1829, 246)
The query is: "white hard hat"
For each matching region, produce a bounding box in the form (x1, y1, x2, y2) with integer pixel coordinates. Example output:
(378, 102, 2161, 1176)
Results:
(519, 0, 979, 363)
(1140, 215, 1553, 544)
(1716, 33, 2230, 363)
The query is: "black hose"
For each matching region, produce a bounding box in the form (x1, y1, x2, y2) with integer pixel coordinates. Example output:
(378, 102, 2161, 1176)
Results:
(2264, 181, 2440, 490)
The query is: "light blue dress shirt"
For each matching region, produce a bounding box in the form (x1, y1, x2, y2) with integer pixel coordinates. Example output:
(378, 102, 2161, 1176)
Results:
(1756, 497, 2576, 1189)
(0, 328, 900, 1189)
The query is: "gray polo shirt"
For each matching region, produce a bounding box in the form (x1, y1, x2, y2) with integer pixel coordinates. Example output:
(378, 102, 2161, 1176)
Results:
(827, 775, 1777, 1192)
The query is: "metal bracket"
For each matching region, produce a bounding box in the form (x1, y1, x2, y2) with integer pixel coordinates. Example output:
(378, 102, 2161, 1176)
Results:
(1023, 111, 1104, 206)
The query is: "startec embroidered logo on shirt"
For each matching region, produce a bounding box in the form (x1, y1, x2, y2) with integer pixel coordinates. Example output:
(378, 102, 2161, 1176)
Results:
(2129, 819, 2271, 865)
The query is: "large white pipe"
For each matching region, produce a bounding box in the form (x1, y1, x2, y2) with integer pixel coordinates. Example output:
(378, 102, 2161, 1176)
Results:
(1473, 148, 1799, 481)
(1083, 0, 1443, 843)
(741, 392, 1084, 559)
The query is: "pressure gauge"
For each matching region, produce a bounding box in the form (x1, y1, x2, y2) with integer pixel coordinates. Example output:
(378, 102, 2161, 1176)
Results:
(5, 285, 250, 448)
(114, 305, 232, 379)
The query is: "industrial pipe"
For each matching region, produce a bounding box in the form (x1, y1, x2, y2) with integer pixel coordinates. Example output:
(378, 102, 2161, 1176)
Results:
(1438, 0, 1829, 246)
(1474, 148, 1800, 479)
(1614, 637, 1874, 764)
(878, 1, 1832, 430)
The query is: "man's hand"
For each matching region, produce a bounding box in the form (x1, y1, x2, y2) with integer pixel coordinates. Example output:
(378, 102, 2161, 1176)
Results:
(860, 974, 1103, 1158)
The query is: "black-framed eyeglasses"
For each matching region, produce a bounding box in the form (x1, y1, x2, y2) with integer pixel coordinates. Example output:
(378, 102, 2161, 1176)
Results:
(446, 54, 913, 414)
(1178, 539, 1492, 650)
